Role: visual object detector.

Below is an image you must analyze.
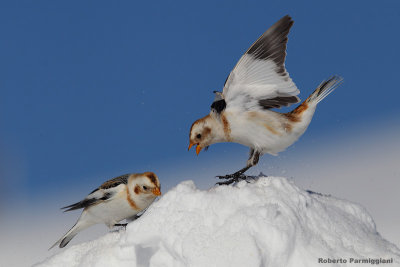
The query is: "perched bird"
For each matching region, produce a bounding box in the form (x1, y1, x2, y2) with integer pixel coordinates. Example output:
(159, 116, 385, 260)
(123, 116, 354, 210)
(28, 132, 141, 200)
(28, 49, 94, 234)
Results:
(50, 172, 161, 249)
(188, 15, 343, 185)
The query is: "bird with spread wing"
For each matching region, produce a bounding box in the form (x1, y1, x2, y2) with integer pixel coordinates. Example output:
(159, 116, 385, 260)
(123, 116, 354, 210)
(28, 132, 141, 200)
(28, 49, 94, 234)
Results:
(188, 15, 343, 185)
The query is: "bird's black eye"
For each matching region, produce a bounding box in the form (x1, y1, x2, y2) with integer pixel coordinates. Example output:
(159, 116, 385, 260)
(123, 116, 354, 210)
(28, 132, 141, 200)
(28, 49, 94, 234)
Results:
(143, 186, 148, 190)
(196, 134, 202, 139)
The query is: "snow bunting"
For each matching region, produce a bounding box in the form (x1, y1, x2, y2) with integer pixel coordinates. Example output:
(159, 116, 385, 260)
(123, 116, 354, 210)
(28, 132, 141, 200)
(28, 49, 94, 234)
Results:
(50, 172, 161, 249)
(188, 15, 343, 184)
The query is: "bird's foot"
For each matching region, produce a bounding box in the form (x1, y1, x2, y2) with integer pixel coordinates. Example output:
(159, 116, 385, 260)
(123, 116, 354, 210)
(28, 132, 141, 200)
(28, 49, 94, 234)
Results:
(114, 223, 127, 228)
(216, 173, 248, 185)
(216, 171, 245, 180)
(127, 214, 141, 222)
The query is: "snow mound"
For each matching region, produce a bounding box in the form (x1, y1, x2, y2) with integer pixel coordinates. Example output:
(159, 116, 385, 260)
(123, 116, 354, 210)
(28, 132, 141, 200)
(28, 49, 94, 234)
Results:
(36, 177, 400, 267)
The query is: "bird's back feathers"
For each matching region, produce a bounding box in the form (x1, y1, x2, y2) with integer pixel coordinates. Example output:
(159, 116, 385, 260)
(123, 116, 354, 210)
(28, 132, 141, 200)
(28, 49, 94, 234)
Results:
(90, 174, 130, 194)
(61, 174, 131, 212)
(61, 192, 114, 212)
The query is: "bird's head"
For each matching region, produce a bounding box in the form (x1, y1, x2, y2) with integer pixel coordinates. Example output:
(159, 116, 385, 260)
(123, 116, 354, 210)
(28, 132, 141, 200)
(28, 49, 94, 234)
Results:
(188, 115, 215, 155)
(129, 172, 161, 201)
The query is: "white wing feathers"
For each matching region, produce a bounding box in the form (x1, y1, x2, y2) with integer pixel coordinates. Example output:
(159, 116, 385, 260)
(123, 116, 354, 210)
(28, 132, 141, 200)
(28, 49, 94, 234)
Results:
(222, 15, 300, 111)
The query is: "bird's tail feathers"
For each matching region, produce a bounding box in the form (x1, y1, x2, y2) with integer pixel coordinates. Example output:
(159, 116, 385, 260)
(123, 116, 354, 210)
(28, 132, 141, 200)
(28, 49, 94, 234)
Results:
(49, 218, 91, 249)
(307, 75, 343, 105)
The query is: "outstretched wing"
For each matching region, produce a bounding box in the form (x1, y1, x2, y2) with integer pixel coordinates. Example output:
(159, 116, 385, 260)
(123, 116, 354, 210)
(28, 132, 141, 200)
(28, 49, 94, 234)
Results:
(61, 174, 130, 212)
(222, 15, 300, 111)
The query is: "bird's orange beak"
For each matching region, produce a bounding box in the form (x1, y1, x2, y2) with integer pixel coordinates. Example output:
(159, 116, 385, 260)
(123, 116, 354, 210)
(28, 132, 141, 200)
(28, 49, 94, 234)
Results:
(152, 187, 161, 196)
(196, 145, 202, 155)
(188, 143, 202, 155)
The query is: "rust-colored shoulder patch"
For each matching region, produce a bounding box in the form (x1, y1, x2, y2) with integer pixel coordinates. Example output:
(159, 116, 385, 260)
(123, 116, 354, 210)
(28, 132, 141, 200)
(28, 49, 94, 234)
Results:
(126, 187, 139, 210)
(285, 102, 308, 122)
(221, 113, 232, 141)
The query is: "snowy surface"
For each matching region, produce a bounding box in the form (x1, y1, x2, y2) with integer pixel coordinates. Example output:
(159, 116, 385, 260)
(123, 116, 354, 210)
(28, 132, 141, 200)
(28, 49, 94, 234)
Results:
(35, 176, 400, 267)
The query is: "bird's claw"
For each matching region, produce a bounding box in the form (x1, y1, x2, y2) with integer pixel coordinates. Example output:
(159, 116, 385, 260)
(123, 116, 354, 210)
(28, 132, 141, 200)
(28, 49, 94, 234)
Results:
(114, 223, 127, 228)
(216, 173, 246, 180)
(216, 179, 236, 186)
(215, 173, 248, 186)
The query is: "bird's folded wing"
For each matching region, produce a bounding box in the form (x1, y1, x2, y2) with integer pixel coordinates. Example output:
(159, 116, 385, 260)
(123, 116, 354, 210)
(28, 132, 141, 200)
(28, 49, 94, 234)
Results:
(88, 173, 130, 194)
(223, 15, 300, 111)
(61, 186, 122, 212)
(97, 174, 130, 190)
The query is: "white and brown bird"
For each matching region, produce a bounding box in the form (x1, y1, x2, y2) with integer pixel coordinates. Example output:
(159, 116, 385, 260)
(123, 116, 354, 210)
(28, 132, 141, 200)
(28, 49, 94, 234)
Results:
(188, 15, 343, 185)
(50, 172, 161, 249)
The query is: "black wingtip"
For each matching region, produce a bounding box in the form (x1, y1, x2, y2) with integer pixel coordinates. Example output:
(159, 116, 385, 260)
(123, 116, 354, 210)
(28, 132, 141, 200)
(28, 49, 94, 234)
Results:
(61, 202, 79, 210)
(281, 14, 293, 22)
(62, 207, 75, 213)
(60, 200, 88, 212)
(246, 15, 294, 77)
(276, 15, 293, 27)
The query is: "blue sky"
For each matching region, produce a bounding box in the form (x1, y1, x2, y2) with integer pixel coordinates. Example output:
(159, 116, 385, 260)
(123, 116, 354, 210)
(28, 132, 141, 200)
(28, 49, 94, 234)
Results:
(1, 0, 400, 208)
(2, 2, 400, 265)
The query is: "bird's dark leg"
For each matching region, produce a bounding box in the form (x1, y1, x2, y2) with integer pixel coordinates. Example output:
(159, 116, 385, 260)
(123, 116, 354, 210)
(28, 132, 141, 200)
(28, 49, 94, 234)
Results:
(127, 214, 141, 222)
(114, 223, 128, 227)
(114, 214, 142, 228)
(217, 165, 251, 180)
(216, 149, 261, 185)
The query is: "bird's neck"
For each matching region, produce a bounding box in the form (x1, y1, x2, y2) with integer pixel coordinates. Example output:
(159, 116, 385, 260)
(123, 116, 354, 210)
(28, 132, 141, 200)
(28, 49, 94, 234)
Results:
(208, 112, 231, 143)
